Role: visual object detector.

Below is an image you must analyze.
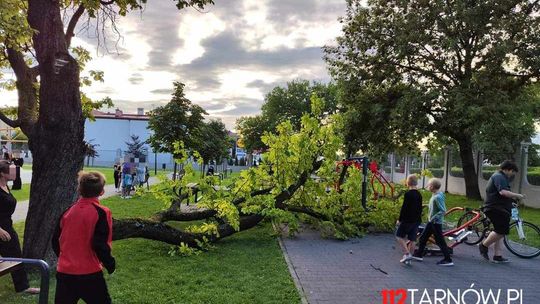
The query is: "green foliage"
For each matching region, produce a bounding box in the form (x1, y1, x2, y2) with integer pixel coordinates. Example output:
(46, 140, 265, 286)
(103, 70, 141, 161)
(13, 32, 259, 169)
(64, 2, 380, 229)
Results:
(147, 82, 207, 156)
(194, 119, 232, 165)
(325, 0, 540, 197)
(0, 1, 33, 50)
(125, 134, 147, 158)
(236, 115, 270, 152)
(236, 80, 339, 152)
(152, 96, 402, 242)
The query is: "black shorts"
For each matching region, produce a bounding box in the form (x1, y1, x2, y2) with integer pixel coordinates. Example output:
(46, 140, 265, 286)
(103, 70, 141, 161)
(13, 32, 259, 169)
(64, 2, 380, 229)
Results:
(396, 222, 419, 241)
(485, 209, 510, 235)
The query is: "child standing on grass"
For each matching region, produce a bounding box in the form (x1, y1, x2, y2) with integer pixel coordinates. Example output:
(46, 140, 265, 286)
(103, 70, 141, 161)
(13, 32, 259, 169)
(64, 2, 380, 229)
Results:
(395, 174, 423, 263)
(52, 171, 116, 304)
(122, 173, 133, 199)
(413, 178, 453, 266)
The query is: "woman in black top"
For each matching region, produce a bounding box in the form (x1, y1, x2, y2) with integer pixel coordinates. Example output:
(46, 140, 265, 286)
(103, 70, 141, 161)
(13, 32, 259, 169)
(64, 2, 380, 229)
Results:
(0, 160, 39, 294)
(113, 162, 122, 192)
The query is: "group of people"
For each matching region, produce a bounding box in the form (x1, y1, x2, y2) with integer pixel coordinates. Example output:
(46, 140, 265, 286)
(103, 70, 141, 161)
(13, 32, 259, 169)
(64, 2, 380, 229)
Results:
(396, 160, 525, 266)
(0, 158, 528, 302)
(113, 162, 148, 199)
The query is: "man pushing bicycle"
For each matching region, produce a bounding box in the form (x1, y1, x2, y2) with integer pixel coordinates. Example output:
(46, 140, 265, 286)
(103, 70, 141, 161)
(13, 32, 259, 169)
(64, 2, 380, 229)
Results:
(480, 160, 525, 263)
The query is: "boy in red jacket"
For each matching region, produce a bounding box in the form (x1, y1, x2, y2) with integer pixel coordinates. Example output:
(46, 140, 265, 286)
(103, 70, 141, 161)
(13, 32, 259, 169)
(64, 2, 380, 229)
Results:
(52, 171, 115, 304)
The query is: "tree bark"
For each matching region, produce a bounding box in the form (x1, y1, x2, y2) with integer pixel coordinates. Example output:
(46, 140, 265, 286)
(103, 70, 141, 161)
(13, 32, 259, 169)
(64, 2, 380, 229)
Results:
(457, 136, 482, 200)
(23, 0, 85, 261)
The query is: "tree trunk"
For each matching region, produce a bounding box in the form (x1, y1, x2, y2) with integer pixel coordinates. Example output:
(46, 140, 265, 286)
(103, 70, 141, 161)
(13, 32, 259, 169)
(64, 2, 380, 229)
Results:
(23, 0, 85, 261)
(457, 137, 482, 200)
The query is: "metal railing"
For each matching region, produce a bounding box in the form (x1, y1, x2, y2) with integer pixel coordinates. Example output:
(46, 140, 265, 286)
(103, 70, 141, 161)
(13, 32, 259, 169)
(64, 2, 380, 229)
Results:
(0, 258, 49, 304)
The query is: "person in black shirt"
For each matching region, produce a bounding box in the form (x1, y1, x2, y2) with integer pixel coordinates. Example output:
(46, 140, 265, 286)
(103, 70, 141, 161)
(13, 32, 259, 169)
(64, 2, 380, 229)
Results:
(395, 174, 423, 263)
(113, 162, 121, 193)
(479, 160, 524, 263)
(0, 160, 39, 295)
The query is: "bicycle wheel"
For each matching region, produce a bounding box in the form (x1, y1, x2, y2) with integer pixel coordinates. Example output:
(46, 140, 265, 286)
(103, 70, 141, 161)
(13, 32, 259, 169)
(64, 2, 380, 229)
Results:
(457, 211, 487, 245)
(504, 221, 540, 258)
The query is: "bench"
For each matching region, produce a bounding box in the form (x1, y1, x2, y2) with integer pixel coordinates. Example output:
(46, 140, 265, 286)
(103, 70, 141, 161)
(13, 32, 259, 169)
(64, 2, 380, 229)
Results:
(0, 257, 50, 304)
(0, 260, 22, 277)
(185, 183, 200, 205)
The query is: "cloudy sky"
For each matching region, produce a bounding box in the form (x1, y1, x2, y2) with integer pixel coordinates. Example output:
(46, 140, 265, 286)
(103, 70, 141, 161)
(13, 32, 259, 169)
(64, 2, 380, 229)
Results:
(0, 0, 346, 130)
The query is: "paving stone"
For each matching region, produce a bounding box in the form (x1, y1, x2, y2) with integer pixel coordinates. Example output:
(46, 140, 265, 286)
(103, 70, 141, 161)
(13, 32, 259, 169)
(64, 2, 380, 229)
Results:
(281, 227, 540, 304)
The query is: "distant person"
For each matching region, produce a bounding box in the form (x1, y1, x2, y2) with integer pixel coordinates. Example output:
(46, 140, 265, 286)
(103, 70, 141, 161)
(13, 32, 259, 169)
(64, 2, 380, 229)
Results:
(121, 162, 133, 199)
(395, 175, 423, 264)
(206, 165, 215, 176)
(479, 160, 524, 263)
(0, 160, 40, 295)
(2, 145, 9, 160)
(113, 163, 121, 193)
(52, 171, 115, 304)
(413, 178, 453, 266)
(136, 165, 145, 187)
(122, 173, 133, 199)
(144, 165, 150, 185)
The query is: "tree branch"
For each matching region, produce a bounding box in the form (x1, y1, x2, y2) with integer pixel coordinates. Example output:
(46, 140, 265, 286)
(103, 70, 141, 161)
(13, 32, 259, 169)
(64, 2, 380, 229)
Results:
(112, 218, 204, 247)
(66, 5, 85, 48)
(5, 48, 38, 135)
(0, 112, 20, 128)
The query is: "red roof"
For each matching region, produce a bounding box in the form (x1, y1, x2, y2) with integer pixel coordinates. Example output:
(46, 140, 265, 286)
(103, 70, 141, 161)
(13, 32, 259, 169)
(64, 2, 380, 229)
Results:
(91, 110, 149, 121)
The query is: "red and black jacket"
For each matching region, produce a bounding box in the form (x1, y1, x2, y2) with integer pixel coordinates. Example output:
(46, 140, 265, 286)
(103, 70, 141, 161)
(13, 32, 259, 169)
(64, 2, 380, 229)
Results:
(52, 197, 115, 275)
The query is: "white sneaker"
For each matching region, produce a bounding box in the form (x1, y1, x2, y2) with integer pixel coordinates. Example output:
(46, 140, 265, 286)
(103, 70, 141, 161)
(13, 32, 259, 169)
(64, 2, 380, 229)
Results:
(400, 254, 412, 263)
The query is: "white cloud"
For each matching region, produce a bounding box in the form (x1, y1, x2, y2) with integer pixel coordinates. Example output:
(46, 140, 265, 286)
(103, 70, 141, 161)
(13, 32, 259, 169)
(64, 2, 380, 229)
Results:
(0, 0, 347, 129)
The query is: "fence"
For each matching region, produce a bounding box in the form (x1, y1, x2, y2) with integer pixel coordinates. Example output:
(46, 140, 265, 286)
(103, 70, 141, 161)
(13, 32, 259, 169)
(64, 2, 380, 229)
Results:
(381, 142, 540, 208)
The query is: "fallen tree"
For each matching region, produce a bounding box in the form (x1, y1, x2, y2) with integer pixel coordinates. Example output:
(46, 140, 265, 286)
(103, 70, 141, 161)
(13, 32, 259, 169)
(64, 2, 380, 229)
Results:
(111, 97, 401, 250)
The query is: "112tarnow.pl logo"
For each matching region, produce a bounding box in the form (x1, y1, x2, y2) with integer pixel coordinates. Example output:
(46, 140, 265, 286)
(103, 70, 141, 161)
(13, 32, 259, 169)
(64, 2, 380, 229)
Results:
(381, 285, 523, 304)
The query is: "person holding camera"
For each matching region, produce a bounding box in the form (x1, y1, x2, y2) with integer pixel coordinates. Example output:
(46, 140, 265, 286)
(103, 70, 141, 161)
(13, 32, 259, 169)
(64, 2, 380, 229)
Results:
(0, 160, 40, 294)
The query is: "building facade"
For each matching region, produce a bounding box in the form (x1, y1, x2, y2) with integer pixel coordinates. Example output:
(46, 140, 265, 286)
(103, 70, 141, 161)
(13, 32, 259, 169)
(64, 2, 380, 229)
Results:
(84, 108, 175, 169)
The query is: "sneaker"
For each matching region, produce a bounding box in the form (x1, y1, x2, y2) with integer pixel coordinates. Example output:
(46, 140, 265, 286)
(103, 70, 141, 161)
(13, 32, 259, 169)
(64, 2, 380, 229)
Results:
(492, 256, 510, 264)
(479, 243, 489, 261)
(411, 253, 423, 261)
(436, 259, 454, 266)
(21, 287, 40, 295)
(400, 254, 412, 263)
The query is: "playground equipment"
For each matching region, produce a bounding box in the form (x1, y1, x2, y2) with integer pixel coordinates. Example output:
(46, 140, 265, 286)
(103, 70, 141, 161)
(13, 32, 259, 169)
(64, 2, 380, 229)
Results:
(335, 158, 395, 209)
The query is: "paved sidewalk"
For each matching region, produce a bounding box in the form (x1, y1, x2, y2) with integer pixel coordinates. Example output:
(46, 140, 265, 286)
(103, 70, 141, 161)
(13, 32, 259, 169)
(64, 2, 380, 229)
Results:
(281, 228, 540, 304)
(12, 177, 160, 223)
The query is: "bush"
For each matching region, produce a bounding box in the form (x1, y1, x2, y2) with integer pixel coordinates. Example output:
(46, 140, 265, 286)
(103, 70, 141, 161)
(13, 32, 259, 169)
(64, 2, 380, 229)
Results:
(429, 168, 444, 178)
(450, 167, 464, 177)
(409, 168, 421, 174)
(527, 172, 540, 186)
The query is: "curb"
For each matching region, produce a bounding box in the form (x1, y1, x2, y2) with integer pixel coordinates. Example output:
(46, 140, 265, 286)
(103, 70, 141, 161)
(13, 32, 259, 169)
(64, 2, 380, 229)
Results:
(274, 224, 310, 304)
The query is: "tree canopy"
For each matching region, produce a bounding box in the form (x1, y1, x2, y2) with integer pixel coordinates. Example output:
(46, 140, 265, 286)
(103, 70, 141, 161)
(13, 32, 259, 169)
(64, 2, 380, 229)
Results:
(325, 0, 540, 199)
(194, 119, 232, 166)
(147, 82, 207, 156)
(0, 0, 214, 260)
(236, 80, 338, 153)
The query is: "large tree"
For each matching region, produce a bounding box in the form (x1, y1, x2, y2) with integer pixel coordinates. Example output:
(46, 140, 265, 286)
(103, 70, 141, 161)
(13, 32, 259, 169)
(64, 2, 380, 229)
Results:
(194, 119, 231, 170)
(236, 80, 338, 152)
(0, 0, 213, 261)
(147, 82, 207, 156)
(325, 0, 540, 199)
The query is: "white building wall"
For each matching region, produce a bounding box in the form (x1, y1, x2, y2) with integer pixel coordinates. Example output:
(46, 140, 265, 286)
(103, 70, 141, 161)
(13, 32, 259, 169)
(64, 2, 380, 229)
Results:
(84, 118, 175, 169)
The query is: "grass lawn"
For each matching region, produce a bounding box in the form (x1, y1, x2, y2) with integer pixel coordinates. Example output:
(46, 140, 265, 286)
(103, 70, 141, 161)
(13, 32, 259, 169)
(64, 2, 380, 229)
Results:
(0, 192, 300, 304)
(9, 185, 30, 203)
